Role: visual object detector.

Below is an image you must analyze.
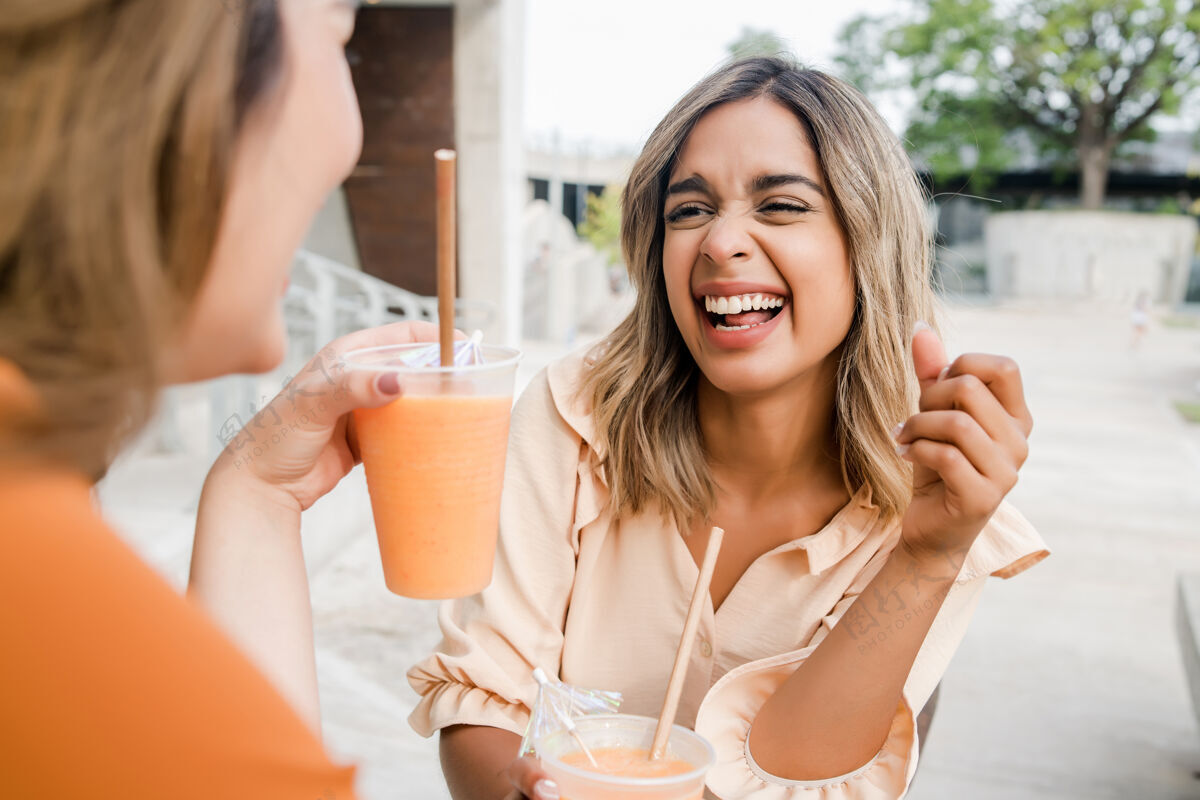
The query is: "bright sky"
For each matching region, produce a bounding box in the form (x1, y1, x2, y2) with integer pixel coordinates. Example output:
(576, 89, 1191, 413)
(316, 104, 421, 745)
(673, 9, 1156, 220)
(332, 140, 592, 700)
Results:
(523, 0, 904, 151)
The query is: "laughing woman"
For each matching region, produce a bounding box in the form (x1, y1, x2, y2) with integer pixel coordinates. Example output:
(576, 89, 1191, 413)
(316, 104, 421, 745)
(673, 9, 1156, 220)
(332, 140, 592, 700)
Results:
(411, 58, 1049, 800)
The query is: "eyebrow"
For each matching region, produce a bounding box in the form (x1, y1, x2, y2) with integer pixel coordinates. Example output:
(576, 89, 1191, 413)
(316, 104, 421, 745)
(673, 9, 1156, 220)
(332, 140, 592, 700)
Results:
(752, 173, 826, 197)
(665, 172, 826, 198)
(666, 175, 711, 197)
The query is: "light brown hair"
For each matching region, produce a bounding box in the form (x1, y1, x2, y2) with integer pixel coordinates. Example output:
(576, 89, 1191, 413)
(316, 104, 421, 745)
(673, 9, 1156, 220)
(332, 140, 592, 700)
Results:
(581, 57, 937, 529)
(0, 0, 283, 479)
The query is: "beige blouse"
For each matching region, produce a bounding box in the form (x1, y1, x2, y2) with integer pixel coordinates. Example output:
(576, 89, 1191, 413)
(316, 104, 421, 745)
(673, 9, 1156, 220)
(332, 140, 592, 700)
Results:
(408, 350, 1049, 799)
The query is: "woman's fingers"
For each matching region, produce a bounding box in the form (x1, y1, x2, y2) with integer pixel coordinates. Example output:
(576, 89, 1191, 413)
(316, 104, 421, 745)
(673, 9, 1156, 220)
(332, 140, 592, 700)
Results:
(939, 354, 1033, 436)
(282, 321, 457, 424)
(917, 372, 1030, 466)
(896, 410, 1018, 489)
(899, 439, 1001, 519)
(911, 325, 949, 390)
(331, 319, 451, 352)
(508, 755, 559, 800)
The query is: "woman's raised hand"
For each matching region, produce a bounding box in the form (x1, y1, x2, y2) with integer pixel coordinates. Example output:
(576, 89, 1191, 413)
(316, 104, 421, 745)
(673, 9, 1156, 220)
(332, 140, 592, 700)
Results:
(893, 324, 1034, 571)
(209, 321, 446, 511)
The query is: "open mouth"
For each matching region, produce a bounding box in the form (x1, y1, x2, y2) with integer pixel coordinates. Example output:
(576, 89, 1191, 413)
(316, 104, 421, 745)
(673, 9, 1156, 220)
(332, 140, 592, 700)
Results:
(699, 293, 787, 331)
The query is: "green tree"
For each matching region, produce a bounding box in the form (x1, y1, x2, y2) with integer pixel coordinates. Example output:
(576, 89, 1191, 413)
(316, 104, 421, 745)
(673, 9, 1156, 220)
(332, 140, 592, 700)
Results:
(837, 0, 1200, 208)
(727, 27, 790, 60)
(578, 184, 623, 266)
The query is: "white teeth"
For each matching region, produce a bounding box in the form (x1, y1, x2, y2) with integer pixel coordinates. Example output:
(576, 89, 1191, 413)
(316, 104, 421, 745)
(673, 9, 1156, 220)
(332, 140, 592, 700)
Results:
(703, 293, 785, 313)
(715, 321, 774, 331)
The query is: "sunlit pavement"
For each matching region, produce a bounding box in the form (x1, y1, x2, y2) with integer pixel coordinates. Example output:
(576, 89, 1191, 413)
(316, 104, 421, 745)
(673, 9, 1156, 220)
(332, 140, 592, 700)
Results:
(97, 301, 1200, 799)
(911, 301, 1200, 800)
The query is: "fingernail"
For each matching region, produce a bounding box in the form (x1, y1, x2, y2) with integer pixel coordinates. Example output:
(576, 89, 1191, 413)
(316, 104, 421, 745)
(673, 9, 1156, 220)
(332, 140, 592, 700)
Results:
(895, 443, 910, 457)
(534, 779, 560, 800)
(937, 365, 950, 381)
(377, 372, 400, 395)
(891, 423, 904, 440)
(912, 320, 932, 337)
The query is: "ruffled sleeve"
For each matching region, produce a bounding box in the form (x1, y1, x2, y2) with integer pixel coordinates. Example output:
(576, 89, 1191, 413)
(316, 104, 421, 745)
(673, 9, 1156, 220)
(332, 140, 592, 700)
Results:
(695, 501, 1048, 799)
(956, 500, 1048, 582)
(406, 366, 585, 737)
(697, 645, 918, 799)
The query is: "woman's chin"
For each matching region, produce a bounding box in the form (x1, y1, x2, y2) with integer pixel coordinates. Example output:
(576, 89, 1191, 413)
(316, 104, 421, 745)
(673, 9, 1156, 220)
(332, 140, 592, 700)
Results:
(240, 336, 287, 376)
(165, 321, 288, 385)
(233, 319, 289, 376)
(698, 364, 789, 398)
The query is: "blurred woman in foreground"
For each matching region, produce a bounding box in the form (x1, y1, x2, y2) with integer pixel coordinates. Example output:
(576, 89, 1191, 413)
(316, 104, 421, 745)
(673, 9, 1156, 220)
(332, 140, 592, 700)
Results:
(1, 1, 429, 796)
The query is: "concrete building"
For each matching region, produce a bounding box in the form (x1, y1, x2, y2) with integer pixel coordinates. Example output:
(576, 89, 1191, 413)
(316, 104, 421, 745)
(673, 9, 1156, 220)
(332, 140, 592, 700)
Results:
(931, 130, 1200, 301)
(525, 145, 634, 227)
(303, 0, 526, 346)
(515, 146, 636, 345)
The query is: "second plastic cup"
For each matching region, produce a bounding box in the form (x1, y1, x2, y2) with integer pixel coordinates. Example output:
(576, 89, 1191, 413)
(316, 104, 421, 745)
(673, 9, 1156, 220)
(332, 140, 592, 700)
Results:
(346, 342, 520, 599)
(535, 714, 715, 800)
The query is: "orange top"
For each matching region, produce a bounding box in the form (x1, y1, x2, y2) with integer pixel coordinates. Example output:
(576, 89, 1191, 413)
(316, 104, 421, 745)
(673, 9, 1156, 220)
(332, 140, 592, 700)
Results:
(0, 464, 358, 800)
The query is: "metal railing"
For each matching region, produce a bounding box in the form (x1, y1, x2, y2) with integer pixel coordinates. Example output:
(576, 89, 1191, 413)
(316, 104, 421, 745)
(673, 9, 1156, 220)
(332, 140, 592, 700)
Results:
(284, 249, 494, 358)
(147, 250, 495, 461)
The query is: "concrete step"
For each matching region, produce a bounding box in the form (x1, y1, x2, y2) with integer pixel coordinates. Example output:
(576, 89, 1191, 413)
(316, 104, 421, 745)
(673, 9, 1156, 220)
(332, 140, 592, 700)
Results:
(1177, 575, 1200, 737)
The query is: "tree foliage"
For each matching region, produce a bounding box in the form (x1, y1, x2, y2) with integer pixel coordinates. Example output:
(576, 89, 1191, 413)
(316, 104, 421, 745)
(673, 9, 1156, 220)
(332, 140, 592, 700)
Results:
(836, 0, 1200, 207)
(578, 184, 623, 266)
(727, 27, 791, 61)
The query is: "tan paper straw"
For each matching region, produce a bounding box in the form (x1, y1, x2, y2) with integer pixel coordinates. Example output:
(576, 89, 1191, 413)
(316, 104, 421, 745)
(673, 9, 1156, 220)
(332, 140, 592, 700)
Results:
(650, 526, 724, 760)
(434, 149, 457, 367)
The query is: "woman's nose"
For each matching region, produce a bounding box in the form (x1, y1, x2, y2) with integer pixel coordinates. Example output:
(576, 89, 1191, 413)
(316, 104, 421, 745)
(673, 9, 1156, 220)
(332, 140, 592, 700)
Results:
(700, 214, 753, 265)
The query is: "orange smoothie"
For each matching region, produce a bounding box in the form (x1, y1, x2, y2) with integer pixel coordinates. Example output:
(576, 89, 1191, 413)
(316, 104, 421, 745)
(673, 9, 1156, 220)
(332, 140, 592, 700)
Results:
(561, 747, 695, 778)
(353, 393, 511, 598)
(537, 715, 713, 800)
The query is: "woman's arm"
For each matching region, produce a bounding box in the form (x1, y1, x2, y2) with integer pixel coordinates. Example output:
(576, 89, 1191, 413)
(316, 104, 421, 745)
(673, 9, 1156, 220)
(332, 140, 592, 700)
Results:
(189, 459, 320, 731)
(752, 328, 1033, 780)
(439, 726, 557, 800)
(749, 539, 960, 778)
(188, 322, 443, 734)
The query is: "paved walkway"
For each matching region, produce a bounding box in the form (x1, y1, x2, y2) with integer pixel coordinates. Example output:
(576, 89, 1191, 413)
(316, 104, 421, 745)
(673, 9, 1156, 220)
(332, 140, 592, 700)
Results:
(911, 302, 1200, 800)
(97, 302, 1200, 799)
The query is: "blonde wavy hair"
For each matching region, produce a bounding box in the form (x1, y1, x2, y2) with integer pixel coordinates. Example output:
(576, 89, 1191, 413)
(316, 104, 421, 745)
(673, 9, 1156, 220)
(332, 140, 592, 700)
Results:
(581, 57, 937, 529)
(0, 0, 283, 479)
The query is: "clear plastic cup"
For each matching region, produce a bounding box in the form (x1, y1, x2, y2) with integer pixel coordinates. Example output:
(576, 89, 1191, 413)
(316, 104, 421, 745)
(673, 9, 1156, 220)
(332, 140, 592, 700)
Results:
(345, 343, 520, 599)
(535, 714, 715, 800)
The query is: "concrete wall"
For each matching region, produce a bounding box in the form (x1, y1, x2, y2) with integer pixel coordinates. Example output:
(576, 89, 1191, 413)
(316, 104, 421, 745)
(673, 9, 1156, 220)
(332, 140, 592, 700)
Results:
(985, 211, 1198, 304)
(454, 0, 526, 346)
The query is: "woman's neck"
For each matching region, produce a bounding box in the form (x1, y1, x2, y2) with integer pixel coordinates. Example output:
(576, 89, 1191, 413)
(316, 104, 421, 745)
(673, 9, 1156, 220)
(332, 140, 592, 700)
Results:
(697, 361, 842, 501)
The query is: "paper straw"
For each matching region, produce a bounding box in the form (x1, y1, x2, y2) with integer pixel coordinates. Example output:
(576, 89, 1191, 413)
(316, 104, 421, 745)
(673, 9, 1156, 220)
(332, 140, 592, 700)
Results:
(650, 526, 724, 760)
(435, 149, 456, 367)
